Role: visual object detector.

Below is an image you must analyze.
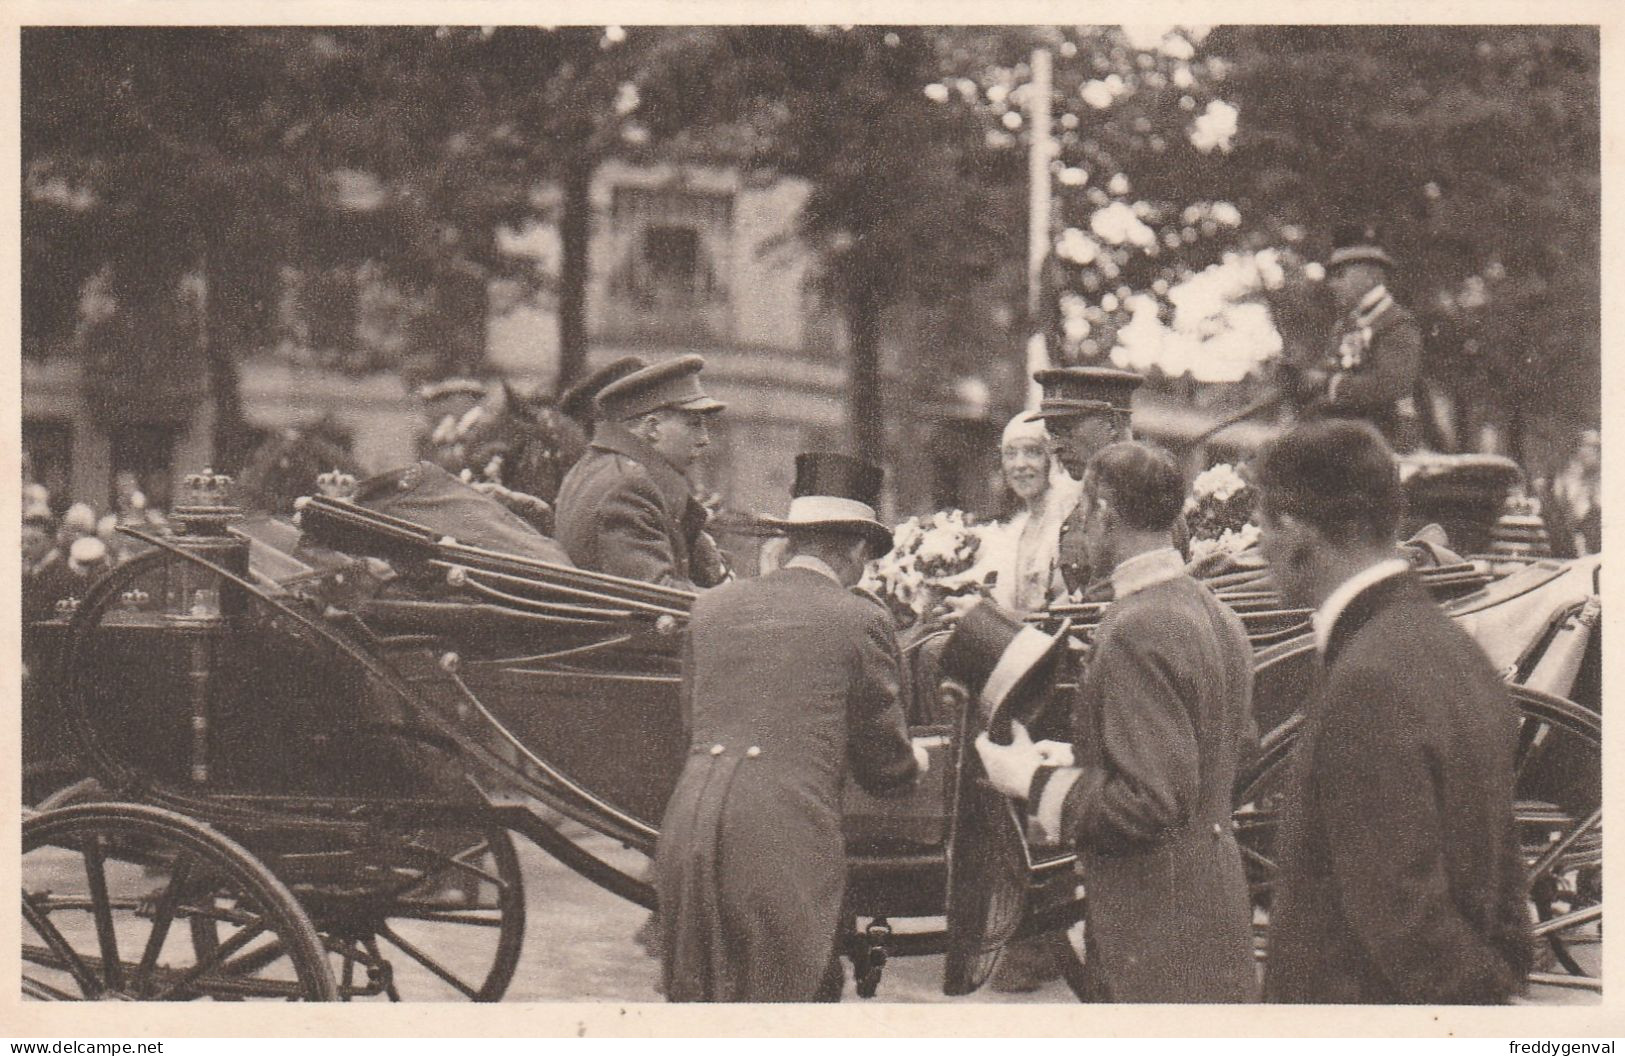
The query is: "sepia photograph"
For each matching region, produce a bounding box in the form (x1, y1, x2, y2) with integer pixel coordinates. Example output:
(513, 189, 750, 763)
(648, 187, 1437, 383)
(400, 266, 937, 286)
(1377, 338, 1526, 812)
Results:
(12, 9, 1608, 1033)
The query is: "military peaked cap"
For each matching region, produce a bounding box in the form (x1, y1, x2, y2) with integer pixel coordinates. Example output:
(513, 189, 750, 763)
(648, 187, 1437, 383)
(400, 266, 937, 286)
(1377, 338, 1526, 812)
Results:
(1326, 222, 1395, 271)
(1032, 365, 1144, 421)
(597, 354, 726, 419)
(560, 355, 648, 425)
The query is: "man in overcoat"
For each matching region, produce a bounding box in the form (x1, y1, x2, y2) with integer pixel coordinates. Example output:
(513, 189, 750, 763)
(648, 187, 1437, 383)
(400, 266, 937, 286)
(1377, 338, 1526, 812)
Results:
(1299, 225, 1424, 451)
(1254, 419, 1530, 1003)
(976, 441, 1259, 1003)
(554, 355, 729, 590)
(654, 453, 924, 1002)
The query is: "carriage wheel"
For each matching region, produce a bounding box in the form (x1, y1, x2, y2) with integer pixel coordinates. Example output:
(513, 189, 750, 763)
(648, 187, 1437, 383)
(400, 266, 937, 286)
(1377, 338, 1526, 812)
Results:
(195, 824, 527, 1002)
(1232, 685, 1601, 993)
(34, 777, 110, 812)
(22, 803, 337, 1001)
(327, 824, 526, 1003)
(1512, 689, 1601, 992)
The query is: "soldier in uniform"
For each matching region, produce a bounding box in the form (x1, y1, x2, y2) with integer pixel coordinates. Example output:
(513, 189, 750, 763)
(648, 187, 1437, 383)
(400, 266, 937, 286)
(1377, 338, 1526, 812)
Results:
(976, 441, 1258, 1003)
(1298, 224, 1424, 451)
(554, 355, 730, 591)
(1032, 366, 1144, 600)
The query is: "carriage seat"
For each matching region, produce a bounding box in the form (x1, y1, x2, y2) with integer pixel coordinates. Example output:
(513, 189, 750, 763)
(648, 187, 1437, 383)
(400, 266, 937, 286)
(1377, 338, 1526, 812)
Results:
(1448, 555, 1599, 673)
(350, 461, 573, 566)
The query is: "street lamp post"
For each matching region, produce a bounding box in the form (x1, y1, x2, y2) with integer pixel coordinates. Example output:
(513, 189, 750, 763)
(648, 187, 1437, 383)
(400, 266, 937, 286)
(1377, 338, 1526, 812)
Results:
(1025, 46, 1053, 412)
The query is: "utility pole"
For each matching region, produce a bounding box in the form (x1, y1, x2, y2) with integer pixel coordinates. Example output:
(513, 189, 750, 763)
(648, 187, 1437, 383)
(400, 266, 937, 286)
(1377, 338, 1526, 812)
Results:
(1025, 46, 1053, 411)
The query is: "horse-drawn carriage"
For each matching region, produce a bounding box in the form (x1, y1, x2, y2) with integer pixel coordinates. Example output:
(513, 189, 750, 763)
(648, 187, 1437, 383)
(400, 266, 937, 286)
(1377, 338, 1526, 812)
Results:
(21, 463, 1600, 1002)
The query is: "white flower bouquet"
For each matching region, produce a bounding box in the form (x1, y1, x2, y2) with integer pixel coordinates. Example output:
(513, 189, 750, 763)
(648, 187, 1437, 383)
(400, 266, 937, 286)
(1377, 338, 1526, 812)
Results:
(1188, 522, 1262, 568)
(1183, 463, 1264, 575)
(860, 509, 996, 628)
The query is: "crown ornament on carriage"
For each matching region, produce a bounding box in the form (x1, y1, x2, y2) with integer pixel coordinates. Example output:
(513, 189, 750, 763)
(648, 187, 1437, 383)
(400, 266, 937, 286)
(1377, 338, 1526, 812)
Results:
(317, 468, 358, 500)
(173, 468, 243, 535)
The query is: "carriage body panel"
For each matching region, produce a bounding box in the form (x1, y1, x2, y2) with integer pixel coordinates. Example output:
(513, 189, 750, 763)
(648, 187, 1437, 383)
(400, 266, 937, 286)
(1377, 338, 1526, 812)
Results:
(25, 458, 1601, 1001)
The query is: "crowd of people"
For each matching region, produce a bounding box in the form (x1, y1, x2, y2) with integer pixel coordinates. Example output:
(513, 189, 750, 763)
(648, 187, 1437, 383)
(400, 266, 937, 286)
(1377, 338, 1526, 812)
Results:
(540, 230, 1547, 1006)
(523, 306, 1535, 1004)
(16, 224, 1597, 1006)
(21, 467, 165, 634)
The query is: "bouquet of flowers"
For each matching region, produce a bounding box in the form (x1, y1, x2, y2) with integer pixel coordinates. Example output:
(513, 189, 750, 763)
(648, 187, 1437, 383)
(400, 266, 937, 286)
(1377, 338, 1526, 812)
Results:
(860, 509, 995, 628)
(1183, 463, 1263, 572)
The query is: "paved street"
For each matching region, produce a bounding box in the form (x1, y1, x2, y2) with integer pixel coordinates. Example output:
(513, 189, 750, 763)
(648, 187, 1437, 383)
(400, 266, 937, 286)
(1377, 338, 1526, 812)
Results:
(490, 824, 1600, 1006)
(21, 813, 1599, 1005)
(494, 825, 1075, 1004)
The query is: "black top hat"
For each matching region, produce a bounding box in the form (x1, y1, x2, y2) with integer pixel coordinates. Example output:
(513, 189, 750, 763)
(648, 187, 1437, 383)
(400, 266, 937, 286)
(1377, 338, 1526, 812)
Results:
(560, 356, 648, 425)
(761, 452, 895, 555)
(1032, 366, 1143, 422)
(597, 354, 726, 419)
(1326, 222, 1395, 271)
(940, 601, 1073, 742)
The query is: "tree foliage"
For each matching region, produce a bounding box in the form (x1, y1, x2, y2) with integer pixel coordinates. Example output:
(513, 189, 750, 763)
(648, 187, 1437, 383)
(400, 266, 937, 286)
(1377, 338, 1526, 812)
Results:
(1211, 25, 1600, 461)
(22, 25, 1599, 474)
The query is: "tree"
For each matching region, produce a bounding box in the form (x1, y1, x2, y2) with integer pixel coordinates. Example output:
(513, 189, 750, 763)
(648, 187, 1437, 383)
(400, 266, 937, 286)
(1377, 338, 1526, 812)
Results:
(930, 25, 1598, 465)
(23, 28, 313, 467)
(467, 26, 740, 394)
(681, 26, 1023, 460)
(1210, 25, 1600, 463)
(24, 28, 559, 465)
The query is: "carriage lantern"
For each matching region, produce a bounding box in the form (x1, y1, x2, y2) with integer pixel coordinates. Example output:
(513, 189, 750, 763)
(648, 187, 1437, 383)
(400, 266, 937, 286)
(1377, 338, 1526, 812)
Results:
(161, 468, 249, 620)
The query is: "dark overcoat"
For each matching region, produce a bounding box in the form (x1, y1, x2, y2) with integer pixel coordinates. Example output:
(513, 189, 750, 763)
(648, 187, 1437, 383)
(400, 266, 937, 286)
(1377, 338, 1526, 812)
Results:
(654, 566, 919, 1001)
(1264, 572, 1531, 1003)
(1312, 299, 1424, 450)
(1034, 573, 1259, 1002)
(554, 422, 710, 590)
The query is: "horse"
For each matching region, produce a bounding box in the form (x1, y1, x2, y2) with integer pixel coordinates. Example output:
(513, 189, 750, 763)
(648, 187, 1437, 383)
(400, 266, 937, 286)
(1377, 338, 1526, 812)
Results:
(419, 380, 585, 511)
(236, 420, 363, 517)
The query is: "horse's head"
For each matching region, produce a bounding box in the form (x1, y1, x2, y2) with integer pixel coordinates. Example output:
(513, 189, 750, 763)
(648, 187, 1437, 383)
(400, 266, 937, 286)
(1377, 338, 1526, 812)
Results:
(238, 423, 362, 516)
(431, 380, 586, 506)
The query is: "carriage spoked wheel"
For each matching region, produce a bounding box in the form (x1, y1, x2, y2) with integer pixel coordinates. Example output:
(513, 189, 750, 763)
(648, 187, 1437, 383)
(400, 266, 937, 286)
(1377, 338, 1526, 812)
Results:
(193, 824, 527, 1002)
(1231, 684, 1602, 994)
(1511, 687, 1601, 993)
(21, 802, 337, 1001)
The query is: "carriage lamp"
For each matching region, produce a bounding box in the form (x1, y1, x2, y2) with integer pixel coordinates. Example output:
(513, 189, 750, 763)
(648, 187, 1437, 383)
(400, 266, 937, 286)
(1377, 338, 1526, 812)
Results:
(162, 468, 249, 621)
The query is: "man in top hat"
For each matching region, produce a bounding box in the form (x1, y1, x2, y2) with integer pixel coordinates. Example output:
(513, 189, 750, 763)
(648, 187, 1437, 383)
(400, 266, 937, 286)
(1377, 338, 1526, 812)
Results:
(1031, 365, 1144, 599)
(976, 440, 1258, 1003)
(1253, 419, 1528, 1003)
(554, 355, 731, 591)
(654, 452, 927, 1001)
(1299, 224, 1424, 451)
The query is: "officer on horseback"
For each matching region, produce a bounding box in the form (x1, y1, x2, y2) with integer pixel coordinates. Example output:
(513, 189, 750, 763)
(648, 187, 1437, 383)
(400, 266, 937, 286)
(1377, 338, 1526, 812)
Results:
(1296, 224, 1424, 452)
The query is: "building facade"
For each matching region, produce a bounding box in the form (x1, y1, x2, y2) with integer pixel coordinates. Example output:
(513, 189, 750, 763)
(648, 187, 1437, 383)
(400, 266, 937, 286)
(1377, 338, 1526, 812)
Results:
(22, 162, 956, 540)
(23, 158, 1266, 548)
